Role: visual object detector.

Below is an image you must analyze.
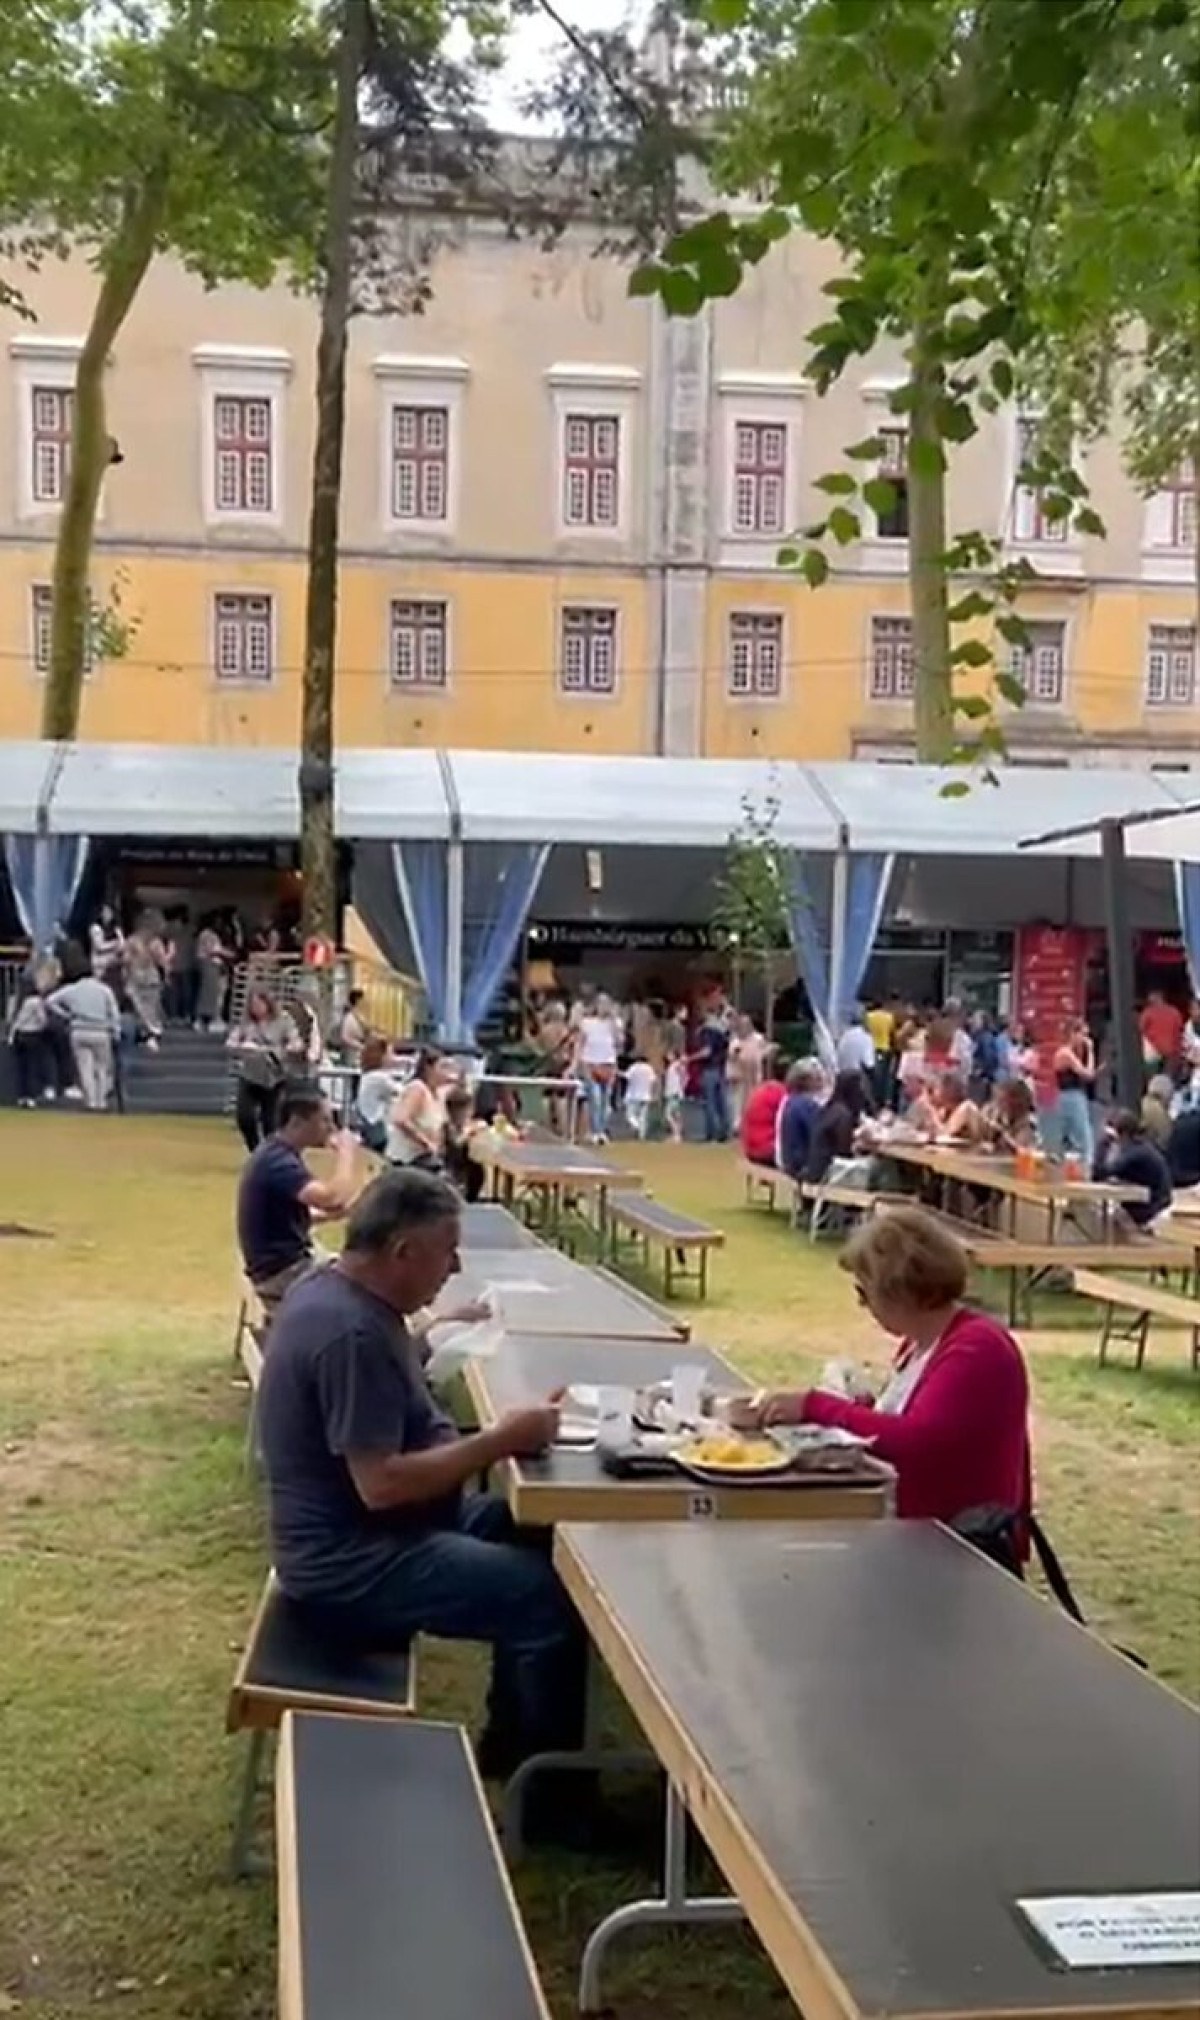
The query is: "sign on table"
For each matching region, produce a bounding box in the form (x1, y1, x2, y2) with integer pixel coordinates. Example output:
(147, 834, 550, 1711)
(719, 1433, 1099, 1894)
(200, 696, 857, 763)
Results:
(1017, 1892, 1200, 1970)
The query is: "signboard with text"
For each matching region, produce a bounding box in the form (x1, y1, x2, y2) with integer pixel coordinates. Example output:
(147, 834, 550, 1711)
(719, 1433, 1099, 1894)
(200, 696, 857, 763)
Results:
(1014, 925, 1090, 1095)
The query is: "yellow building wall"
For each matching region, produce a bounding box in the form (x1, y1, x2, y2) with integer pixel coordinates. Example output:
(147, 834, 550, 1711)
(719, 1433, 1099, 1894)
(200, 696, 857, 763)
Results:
(0, 546, 653, 754)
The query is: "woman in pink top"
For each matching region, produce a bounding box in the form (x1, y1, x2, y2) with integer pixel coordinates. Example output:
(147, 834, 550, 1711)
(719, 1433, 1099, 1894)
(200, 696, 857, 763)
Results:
(733, 1207, 1031, 1530)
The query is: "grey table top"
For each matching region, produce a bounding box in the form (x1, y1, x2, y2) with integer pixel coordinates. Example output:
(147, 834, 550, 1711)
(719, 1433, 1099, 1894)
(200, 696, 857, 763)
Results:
(458, 1202, 541, 1251)
(469, 1336, 888, 1524)
(556, 1520, 1200, 2020)
(436, 1251, 685, 1340)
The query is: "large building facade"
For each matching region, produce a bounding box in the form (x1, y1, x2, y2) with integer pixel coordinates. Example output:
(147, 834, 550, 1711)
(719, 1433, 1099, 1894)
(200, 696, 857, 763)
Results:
(0, 220, 1195, 766)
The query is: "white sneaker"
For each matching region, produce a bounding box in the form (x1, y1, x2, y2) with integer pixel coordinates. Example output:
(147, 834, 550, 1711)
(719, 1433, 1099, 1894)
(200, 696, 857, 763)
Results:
(146, 1037, 160, 1053)
(64, 1086, 84, 1102)
(210, 1020, 228, 1036)
(43, 1088, 57, 1103)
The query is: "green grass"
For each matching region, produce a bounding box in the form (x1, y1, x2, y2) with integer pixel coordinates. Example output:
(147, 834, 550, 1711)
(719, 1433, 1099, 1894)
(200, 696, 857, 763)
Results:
(0, 1116, 1197, 2016)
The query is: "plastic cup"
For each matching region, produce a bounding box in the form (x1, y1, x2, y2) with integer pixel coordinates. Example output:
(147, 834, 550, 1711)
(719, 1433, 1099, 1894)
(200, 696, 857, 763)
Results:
(671, 1364, 707, 1421)
(596, 1385, 634, 1449)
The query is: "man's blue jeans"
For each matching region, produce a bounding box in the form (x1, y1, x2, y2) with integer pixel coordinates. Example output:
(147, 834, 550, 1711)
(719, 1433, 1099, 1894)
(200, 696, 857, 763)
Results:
(293, 1494, 586, 1768)
(701, 1065, 730, 1142)
(584, 1070, 612, 1138)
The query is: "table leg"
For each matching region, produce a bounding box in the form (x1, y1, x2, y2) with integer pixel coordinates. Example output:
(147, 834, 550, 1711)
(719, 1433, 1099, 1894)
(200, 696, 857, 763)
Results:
(502, 1652, 652, 1861)
(578, 1781, 744, 2014)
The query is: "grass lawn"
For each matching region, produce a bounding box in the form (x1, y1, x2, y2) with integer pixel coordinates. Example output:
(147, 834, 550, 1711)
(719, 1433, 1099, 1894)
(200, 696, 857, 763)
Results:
(1, 1112, 1197, 2018)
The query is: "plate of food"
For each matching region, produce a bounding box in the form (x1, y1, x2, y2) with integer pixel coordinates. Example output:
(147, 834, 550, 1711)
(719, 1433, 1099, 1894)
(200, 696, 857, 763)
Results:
(671, 1429, 796, 1482)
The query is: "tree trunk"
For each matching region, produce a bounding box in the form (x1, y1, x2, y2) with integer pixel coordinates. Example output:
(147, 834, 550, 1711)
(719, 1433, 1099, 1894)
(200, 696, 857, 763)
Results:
(907, 290, 953, 763)
(41, 174, 166, 741)
(299, 0, 366, 951)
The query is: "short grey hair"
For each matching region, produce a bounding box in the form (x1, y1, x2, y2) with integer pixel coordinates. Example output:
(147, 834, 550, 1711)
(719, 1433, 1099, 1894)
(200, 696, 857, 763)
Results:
(786, 1056, 824, 1093)
(344, 1168, 460, 1253)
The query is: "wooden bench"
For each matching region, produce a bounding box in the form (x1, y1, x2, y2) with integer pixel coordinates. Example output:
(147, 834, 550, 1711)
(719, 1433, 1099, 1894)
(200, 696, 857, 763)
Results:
(956, 1235, 1194, 1327)
(234, 1274, 266, 1387)
(228, 1573, 418, 1877)
(607, 1190, 723, 1298)
(1072, 1267, 1200, 1370)
(800, 1180, 909, 1240)
(277, 1712, 549, 2020)
(741, 1159, 788, 1212)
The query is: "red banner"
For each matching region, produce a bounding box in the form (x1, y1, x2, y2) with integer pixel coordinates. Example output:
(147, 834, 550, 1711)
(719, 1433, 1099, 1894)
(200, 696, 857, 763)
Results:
(1014, 925, 1090, 1099)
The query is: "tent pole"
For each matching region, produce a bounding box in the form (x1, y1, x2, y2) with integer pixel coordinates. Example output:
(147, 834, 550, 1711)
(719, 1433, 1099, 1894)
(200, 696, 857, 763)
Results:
(1100, 818, 1140, 1110)
(828, 845, 849, 1039)
(445, 833, 464, 1045)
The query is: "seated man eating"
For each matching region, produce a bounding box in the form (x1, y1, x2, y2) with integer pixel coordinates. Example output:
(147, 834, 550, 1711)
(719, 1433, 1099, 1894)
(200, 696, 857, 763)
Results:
(236, 1085, 361, 1313)
(256, 1166, 586, 1791)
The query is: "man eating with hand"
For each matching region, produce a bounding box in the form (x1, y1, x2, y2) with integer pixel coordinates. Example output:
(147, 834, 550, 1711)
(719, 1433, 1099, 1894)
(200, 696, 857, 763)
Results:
(256, 1166, 586, 1789)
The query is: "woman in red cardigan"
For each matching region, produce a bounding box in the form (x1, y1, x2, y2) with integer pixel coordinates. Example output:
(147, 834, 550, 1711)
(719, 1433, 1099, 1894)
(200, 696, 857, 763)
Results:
(734, 1206, 1031, 1525)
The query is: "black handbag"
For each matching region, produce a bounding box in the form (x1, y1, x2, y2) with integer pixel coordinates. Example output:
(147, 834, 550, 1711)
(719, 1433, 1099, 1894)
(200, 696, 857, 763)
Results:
(950, 1503, 1147, 1666)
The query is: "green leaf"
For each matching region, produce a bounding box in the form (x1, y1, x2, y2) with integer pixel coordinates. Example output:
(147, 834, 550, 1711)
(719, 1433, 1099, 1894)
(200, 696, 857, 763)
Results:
(776, 545, 800, 567)
(827, 505, 861, 545)
(995, 613, 1032, 646)
(990, 358, 1015, 401)
(934, 396, 977, 445)
(845, 435, 886, 461)
(799, 549, 829, 588)
(695, 247, 745, 298)
(659, 268, 705, 318)
(1074, 505, 1106, 536)
(862, 477, 898, 516)
(668, 213, 734, 263)
(939, 780, 972, 799)
(909, 436, 947, 479)
(628, 263, 664, 299)
(995, 671, 1028, 707)
(948, 591, 993, 622)
(814, 471, 859, 496)
(950, 639, 993, 667)
(953, 693, 992, 719)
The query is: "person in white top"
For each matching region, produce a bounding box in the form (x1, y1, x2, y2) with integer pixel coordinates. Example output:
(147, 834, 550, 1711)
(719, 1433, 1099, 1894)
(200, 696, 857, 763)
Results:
(663, 1054, 687, 1142)
(623, 1056, 658, 1140)
(835, 1011, 876, 1080)
(89, 905, 125, 980)
(387, 1047, 450, 1167)
(726, 1013, 771, 1130)
(574, 992, 620, 1142)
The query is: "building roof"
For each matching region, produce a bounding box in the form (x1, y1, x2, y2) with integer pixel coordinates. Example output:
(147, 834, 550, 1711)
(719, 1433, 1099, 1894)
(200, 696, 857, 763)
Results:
(1, 740, 1195, 861)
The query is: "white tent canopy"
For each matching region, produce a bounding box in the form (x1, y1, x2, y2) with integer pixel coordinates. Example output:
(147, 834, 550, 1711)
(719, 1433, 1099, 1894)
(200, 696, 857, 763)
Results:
(0, 739, 1194, 858)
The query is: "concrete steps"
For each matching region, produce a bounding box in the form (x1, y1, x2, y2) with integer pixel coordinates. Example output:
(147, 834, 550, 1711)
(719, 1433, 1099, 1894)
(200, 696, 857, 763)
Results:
(121, 1026, 231, 1116)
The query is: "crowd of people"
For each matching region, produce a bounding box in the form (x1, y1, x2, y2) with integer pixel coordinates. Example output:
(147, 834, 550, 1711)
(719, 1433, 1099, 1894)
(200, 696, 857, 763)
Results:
(736, 992, 1200, 1230)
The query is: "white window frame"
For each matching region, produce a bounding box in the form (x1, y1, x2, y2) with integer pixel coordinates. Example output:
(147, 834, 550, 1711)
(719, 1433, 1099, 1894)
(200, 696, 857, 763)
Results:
(387, 597, 451, 693)
(1145, 623, 1197, 712)
(10, 336, 86, 522)
(558, 604, 620, 699)
(211, 590, 277, 687)
(726, 609, 785, 702)
(1004, 409, 1084, 575)
(1003, 617, 1071, 712)
(717, 371, 805, 569)
(857, 377, 909, 575)
(193, 344, 291, 530)
(867, 613, 915, 703)
(1142, 459, 1197, 584)
(546, 365, 640, 543)
(374, 355, 467, 540)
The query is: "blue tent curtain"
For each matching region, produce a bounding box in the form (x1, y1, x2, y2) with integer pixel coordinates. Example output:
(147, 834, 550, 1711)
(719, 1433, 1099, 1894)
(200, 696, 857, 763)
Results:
(461, 842, 549, 1043)
(1176, 862, 1200, 992)
(786, 851, 893, 1060)
(392, 839, 450, 1036)
(3, 833, 90, 955)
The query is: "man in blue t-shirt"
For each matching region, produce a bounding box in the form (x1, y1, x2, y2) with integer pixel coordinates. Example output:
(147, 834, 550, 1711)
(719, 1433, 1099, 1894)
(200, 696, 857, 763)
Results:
(236, 1086, 361, 1310)
(256, 1166, 585, 1781)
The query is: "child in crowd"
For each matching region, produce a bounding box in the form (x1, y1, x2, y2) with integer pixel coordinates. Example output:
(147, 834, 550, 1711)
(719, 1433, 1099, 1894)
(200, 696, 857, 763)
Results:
(623, 1055, 658, 1140)
(663, 1053, 687, 1143)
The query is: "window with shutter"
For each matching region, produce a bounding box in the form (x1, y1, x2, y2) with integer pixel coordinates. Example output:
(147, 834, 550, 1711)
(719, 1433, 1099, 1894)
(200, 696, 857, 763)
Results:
(562, 414, 621, 529)
(729, 420, 787, 535)
(213, 594, 274, 682)
(32, 583, 95, 677)
(391, 403, 450, 522)
(30, 386, 73, 504)
(390, 600, 448, 689)
(874, 428, 910, 540)
(560, 607, 617, 693)
(728, 613, 783, 698)
(211, 395, 275, 514)
(1007, 620, 1067, 705)
(869, 616, 914, 700)
(1146, 624, 1196, 709)
(1013, 416, 1067, 544)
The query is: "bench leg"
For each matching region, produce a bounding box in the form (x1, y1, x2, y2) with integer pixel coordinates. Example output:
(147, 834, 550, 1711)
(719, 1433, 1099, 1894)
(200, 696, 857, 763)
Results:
(230, 1728, 269, 1881)
(578, 1781, 744, 2015)
(1098, 1302, 1115, 1367)
(1135, 1312, 1151, 1372)
(699, 1246, 709, 1300)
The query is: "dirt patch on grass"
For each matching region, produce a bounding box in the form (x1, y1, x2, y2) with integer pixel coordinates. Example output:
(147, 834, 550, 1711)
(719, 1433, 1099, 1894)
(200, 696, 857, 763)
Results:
(0, 1420, 126, 1512)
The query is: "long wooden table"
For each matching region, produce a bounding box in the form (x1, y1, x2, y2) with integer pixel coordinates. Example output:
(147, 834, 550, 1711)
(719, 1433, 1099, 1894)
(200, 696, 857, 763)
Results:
(465, 1332, 891, 1525)
(436, 1248, 688, 1342)
(470, 1131, 642, 1238)
(883, 1140, 1150, 1239)
(557, 1520, 1200, 2019)
(458, 1201, 542, 1252)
